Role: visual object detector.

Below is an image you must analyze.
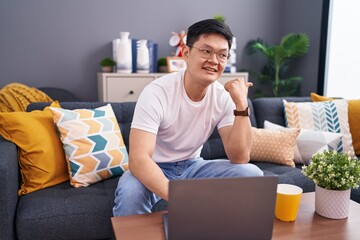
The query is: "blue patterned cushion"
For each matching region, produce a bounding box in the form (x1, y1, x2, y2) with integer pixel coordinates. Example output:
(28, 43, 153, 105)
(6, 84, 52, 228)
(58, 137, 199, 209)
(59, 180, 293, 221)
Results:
(50, 104, 129, 187)
(283, 100, 355, 158)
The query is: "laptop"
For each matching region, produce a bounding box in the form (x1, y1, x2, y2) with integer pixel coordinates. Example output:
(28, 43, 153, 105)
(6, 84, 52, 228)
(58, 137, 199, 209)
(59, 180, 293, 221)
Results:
(163, 176, 278, 240)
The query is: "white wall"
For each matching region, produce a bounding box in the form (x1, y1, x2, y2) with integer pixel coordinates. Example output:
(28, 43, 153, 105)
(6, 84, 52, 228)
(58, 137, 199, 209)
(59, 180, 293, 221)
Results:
(325, 0, 360, 99)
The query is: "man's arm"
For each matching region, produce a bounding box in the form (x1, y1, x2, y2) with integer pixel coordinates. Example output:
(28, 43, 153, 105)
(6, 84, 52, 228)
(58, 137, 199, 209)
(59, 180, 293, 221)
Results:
(218, 117, 252, 164)
(128, 128, 170, 201)
(218, 78, 253, 164)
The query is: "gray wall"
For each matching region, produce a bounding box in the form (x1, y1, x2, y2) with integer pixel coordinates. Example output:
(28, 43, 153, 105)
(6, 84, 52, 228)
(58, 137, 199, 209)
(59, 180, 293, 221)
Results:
(283, 0, 323, 96)
(0, 0, 323, 101)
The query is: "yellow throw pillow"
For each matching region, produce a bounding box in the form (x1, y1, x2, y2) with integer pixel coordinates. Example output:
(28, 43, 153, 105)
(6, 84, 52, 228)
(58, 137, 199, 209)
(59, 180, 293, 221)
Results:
(0, 101, 68, 196)
(250, 127, 300, 167)
(310, 93, 331, 102)
(311, 92, 360, 156)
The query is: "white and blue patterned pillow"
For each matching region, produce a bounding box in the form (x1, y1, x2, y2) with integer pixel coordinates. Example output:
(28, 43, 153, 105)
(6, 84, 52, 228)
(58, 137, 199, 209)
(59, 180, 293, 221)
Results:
(50, 104, 129, 187)
(283, 100, 355, 158)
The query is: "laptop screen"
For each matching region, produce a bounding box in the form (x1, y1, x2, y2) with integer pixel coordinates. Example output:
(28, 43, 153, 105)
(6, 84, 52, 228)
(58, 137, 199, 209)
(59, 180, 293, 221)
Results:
(165, 176, 278, 240)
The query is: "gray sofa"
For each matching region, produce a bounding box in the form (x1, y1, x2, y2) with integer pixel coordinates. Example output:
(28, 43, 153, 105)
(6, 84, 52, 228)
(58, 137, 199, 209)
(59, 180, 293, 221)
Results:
(1, 97, 358, 240)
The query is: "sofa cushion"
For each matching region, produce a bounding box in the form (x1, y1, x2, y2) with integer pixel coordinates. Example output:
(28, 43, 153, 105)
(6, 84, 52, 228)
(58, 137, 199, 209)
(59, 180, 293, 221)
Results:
(283, 99, 356, 158)
(27, 102, 136, 151)
(0, 136, 19, 240)
(248, 99, 257, 128)
(250, 127, 300, 167)
(0, 101, 68, 196)
(252, 163, 315, 192)
(252, 97, 311, 128)
(50, 104, 129, 188)
(311, 92, 360, 156)
(16, 177, 119, 240)
(264, 120, 343, 165)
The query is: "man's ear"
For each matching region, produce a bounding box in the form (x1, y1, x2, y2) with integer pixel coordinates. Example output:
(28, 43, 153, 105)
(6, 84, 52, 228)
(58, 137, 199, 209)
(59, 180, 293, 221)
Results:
(182, 45, 190, 62)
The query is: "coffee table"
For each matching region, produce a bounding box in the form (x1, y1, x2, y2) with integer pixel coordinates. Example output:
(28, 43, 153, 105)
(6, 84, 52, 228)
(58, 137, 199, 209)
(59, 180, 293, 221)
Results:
(111, 192, 360, 240)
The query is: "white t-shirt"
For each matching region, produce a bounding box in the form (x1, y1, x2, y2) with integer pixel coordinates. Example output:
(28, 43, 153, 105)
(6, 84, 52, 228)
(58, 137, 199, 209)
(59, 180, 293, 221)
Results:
(131, 70, 235, 163)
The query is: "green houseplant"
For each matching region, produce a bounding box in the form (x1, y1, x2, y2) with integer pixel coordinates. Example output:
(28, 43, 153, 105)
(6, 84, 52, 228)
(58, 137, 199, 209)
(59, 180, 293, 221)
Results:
(302, 150, 360, 219)
(100, 57, 116, 73)
(245, 33, 309, 97)
(302, 150, 360, 191)
(157, 57, 168, 73)
(213, 15, 225, 23)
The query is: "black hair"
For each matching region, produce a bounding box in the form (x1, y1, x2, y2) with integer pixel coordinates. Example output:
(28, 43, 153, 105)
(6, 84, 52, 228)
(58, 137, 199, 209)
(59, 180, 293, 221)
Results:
(186, 19, 233, 49)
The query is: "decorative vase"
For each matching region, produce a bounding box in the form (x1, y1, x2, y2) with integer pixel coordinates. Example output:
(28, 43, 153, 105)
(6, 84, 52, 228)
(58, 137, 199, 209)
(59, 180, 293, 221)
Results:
(136, 40, 150, 73)
(116, 32, 132, 73)
(315, 185, 351, 219)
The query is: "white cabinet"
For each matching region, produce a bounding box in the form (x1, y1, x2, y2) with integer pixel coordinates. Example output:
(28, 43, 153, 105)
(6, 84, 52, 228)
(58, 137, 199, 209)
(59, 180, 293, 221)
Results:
(98, 72, 248, 102)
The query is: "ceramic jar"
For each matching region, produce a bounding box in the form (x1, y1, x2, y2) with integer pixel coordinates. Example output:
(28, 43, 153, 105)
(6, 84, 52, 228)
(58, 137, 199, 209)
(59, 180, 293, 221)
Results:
(136, 40, 150, 73)
(116, 32, 132, 73)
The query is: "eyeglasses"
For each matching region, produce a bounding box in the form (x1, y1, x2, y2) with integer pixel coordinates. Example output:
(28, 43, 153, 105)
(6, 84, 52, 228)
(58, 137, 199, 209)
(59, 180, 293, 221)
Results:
(188, 45, 230, 63)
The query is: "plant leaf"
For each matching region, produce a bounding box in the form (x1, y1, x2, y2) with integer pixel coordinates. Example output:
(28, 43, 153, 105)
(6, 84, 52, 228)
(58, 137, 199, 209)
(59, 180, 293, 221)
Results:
(281, 33, 310, 58)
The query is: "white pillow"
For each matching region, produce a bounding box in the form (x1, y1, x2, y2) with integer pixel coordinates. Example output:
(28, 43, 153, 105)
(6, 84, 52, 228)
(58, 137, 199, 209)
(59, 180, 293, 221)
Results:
(264, 121, 343, 165)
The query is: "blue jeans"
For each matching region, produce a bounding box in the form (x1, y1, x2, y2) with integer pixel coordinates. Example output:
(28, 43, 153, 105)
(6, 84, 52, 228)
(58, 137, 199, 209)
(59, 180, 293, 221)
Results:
(112, 158, 263, 216)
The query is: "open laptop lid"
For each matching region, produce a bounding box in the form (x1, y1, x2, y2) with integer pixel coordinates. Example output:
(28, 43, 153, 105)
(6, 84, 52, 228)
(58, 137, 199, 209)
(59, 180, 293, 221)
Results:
(166, 176, 278, 240)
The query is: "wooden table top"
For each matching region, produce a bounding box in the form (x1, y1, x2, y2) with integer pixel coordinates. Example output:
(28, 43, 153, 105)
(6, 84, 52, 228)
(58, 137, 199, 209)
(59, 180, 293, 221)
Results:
(272, 192, 360, 239)
(111, 192, 360, 240)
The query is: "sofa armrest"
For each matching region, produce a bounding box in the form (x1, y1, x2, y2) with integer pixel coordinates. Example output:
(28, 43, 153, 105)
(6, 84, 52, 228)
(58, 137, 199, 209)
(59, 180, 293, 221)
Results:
(0, 136, 19, 239)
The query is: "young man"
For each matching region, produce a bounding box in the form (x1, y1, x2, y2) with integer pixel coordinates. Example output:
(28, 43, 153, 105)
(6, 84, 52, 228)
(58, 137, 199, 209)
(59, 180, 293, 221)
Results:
(113, 19, 263, 217)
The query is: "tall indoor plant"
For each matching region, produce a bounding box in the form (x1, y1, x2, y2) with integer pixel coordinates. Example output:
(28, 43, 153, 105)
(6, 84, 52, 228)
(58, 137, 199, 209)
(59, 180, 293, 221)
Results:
(302, 150, 360, 219)
(245, 33, 309, 97)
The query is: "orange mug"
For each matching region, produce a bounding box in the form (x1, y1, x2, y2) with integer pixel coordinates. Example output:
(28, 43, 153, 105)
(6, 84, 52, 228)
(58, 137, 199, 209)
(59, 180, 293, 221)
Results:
(275, 184, 303, 222)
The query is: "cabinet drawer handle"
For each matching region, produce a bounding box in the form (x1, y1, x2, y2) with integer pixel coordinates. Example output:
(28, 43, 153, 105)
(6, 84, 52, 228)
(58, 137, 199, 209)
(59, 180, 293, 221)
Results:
(129, 90, 134, 95)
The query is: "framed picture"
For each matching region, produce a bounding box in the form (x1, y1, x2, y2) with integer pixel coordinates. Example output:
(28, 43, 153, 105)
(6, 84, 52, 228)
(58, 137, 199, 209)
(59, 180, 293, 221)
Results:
(166, 57, 187, 72)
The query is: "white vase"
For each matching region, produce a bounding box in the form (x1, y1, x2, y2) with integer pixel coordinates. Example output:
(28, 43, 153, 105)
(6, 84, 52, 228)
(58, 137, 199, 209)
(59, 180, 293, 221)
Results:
(315, 185, 350, 219)
(136, 40, 150, 73)
(116, 32, 132, 73)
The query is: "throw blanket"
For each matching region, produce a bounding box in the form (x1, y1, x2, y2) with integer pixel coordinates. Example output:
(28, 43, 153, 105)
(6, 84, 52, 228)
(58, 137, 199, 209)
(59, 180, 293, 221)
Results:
(0, 83, 53, 112)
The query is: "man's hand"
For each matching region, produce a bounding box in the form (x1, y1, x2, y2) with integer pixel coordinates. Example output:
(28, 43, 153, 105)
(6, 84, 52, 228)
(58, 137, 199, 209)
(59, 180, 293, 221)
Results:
(224, 78, 253, 109)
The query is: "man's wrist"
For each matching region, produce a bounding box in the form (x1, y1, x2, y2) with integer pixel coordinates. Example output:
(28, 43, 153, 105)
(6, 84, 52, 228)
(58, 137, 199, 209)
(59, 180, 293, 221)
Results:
(234, 107, 250, 117)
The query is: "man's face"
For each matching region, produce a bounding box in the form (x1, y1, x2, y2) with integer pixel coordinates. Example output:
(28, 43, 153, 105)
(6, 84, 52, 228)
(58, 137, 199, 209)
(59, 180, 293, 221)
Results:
(183, 33, 229, 84)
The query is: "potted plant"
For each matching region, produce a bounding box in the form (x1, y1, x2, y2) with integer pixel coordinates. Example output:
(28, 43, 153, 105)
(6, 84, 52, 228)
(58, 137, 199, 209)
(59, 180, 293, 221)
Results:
(213, 15, 225, 23)
(302, 150, 360, 219)
(157, 57, 168, 73)
(100, 57, 116, 73)
(244, 33, 309, 97)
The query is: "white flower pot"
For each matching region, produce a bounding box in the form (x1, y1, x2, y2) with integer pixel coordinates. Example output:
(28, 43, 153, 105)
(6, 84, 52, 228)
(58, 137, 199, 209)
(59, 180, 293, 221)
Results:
(315, 185, 351, 219)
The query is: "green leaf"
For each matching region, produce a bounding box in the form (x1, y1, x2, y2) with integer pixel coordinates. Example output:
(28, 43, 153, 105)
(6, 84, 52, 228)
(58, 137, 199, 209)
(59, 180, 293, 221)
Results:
(243, 32, 309, 97)
(281, 33, 310, 58)
(245, 39, 272, 57)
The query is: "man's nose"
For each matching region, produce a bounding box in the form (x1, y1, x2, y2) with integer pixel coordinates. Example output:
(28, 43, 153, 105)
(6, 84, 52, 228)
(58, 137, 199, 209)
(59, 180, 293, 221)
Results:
(208, 52, 219, 63)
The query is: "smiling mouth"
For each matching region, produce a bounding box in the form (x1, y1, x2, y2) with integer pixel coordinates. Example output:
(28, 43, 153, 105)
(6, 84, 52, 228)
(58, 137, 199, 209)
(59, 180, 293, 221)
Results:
(203, 67, 217, 72)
